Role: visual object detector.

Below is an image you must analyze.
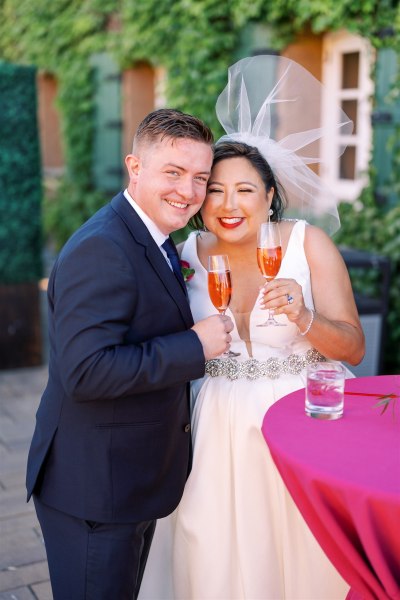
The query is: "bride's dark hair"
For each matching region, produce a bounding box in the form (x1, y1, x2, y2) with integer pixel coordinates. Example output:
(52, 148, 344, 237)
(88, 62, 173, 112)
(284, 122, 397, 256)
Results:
(190, 141, 287, 231)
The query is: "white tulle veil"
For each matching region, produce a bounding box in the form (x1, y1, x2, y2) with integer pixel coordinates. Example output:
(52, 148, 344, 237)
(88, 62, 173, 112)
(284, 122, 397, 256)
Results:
(215, 55, 353, 234)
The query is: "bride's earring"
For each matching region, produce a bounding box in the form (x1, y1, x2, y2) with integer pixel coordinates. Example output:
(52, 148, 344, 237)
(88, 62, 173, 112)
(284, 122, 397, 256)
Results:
(267, 208, 273, 221)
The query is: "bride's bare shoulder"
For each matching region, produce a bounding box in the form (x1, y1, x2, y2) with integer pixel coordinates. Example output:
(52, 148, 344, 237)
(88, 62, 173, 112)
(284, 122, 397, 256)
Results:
(177, 230, 212, 258)
(303, 223, 334, 247)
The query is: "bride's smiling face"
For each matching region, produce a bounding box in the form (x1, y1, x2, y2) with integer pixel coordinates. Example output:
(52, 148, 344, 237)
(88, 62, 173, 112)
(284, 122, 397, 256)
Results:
(201, 157, 274, 244)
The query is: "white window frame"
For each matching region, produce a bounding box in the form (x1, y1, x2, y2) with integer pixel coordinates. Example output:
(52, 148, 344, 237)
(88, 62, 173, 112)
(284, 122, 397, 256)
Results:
(320, 31, 375, 202)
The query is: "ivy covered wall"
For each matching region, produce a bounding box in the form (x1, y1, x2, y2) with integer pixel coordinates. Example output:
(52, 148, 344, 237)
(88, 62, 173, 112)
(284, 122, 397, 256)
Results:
(1, 0, 398, 182)
(0, 62, 42, 283)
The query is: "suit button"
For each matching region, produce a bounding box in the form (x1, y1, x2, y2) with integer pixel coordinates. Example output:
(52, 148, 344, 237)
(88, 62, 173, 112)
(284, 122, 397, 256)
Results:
(184, 424, 191, 433)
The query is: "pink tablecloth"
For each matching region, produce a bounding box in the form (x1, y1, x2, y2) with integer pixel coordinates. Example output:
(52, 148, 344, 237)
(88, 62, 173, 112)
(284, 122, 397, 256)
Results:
(262, 375, 400, 600)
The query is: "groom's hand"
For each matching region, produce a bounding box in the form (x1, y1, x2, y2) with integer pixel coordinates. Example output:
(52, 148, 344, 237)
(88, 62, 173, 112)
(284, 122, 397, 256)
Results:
(192, 315, 234, 360)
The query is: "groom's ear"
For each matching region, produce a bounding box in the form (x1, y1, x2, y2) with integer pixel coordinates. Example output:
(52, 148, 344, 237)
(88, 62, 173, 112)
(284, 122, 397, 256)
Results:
(125, 154, 141, 181)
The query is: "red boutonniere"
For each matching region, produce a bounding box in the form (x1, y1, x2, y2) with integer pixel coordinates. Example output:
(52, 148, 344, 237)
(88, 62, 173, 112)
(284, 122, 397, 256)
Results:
(180, 260, 195, 283)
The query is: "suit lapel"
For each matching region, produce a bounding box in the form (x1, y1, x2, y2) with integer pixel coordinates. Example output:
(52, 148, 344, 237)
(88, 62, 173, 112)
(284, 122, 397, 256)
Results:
(111, 193, 193, 327)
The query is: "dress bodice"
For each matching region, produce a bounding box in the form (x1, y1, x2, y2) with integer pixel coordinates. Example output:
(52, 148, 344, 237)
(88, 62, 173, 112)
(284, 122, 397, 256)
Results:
(181, 220, 314, 361)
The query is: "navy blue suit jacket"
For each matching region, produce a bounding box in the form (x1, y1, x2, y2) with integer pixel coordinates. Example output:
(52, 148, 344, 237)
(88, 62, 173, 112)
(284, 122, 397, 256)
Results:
(26, 192, 205, 523)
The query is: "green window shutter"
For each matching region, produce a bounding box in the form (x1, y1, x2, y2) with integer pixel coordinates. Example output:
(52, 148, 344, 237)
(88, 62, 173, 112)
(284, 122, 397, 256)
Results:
(91, 53, 123, 193)
(235, 24, 277, 60)
(372, 48, 400, 209)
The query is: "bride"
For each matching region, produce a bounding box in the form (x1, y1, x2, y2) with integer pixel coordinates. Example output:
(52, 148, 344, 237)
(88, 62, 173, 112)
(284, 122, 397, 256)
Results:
(139, 56, 364, 599)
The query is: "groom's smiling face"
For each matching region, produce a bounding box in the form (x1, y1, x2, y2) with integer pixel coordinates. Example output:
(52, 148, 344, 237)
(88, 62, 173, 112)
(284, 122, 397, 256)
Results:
(125, 137, 213, 235)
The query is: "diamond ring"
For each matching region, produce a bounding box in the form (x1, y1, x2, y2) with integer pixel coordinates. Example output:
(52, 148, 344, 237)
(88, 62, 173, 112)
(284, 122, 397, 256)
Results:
(287, 294, 294, 305)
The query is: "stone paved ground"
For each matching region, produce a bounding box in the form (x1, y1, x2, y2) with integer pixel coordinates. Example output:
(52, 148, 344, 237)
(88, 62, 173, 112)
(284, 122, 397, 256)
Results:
(0, 366, 52, 600)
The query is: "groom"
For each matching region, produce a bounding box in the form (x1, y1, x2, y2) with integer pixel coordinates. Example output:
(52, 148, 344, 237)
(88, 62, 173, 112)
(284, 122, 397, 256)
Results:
(26, 108, 233, 599)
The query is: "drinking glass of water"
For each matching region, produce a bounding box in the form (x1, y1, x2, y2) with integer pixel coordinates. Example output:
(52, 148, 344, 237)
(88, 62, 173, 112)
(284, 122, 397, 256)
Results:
(305, 362, 345, 420)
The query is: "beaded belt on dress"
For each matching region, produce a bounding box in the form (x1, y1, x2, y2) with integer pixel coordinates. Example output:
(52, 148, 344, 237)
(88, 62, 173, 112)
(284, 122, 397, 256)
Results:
(205, 348, 325, 380)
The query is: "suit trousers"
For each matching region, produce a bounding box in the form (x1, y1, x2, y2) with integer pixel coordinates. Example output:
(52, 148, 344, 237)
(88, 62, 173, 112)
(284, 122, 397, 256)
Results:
(34, 495, 156, 600)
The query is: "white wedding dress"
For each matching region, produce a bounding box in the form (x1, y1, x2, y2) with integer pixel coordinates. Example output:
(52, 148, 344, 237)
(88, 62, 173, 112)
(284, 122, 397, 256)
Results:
(139, 221, 349, 600)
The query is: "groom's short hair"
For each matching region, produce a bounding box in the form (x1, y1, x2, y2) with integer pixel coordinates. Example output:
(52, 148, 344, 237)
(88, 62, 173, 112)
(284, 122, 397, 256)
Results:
(132, 108, 214, 153)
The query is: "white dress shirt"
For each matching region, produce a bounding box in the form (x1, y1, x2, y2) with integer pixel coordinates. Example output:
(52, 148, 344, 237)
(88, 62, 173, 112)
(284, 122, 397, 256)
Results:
(123, 189, 172, 268)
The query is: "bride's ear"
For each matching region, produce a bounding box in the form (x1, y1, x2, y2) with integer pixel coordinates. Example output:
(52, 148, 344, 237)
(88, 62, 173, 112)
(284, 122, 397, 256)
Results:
(267, 187, 275, 204)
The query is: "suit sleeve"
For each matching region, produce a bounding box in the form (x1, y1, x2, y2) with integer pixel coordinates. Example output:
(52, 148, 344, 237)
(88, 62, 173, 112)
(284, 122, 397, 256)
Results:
(51, 235, 205, 401)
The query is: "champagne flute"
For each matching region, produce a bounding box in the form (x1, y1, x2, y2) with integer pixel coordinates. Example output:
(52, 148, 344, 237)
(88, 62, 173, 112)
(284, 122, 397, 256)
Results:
(207, 254, 240, 357)
(256, 222, 286, 327)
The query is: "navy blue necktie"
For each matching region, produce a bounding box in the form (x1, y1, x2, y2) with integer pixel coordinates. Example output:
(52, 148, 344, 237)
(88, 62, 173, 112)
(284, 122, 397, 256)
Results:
(161, 238, 187, 294)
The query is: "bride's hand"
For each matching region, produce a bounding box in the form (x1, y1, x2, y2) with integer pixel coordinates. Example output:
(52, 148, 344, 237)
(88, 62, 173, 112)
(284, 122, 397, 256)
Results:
(260, 278, 310, 327)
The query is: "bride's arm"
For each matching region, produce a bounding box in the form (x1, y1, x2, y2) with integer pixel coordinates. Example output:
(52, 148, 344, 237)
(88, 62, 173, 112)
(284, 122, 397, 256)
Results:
(262, 225, 365, 365)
